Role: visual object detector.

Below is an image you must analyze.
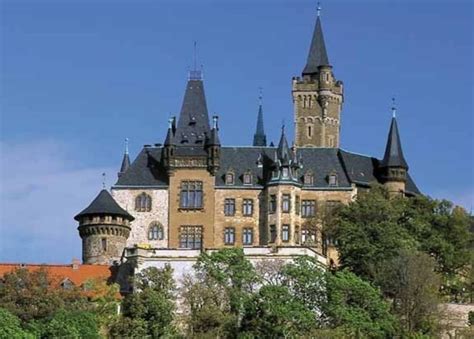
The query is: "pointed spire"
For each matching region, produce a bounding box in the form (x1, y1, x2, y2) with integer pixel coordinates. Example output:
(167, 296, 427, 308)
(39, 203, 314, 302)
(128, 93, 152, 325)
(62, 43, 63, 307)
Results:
(380, 113, 408, 169)
(253, 88, 267, 146)
(276, 124, 291, 165)
(207, 115, 221, 146)
(302, 6, 330, 75)
(118, 138, 131, 177)
(164, 118, 175, 146)
(175, 72, 211, 146)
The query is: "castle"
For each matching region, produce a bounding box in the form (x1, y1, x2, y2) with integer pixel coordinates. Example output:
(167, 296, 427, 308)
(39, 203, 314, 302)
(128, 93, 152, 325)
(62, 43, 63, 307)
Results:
(74, 10, 419, 269)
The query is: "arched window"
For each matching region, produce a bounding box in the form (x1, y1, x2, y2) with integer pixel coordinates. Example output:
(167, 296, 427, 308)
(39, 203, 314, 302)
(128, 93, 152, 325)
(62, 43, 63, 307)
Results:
(307, 125, 312, 138)
(243, 171, 252, 185)
(304, 172, 314, 185)
(135, 193, 152, 212)
(148, 222, 164, 240)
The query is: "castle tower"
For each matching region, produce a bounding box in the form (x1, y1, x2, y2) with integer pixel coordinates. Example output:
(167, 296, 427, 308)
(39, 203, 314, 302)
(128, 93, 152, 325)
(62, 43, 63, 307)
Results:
(253, 92, 267, 146)
(293, 8, 344, 148)
(266, 126, 302, 246)
(379, 107, 409, 196)
(75, 189, 134, 264)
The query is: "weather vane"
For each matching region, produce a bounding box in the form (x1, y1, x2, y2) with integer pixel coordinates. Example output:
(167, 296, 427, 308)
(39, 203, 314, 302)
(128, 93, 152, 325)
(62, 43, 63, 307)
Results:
(258, 87, 263, 105)
(102, 172, 106, 189)
(124, 137, 129, 155)
(391, 97, 397, 118)
(317, 2, 322, 17)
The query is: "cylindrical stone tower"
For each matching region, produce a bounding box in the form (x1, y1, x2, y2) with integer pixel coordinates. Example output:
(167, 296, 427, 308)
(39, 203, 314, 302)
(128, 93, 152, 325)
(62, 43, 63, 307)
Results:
(74, 189, 134, 265)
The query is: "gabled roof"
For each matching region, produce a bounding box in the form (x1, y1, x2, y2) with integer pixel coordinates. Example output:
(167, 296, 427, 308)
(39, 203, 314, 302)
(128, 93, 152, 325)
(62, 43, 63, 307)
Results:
(175, 79, 211, 145)
(303, 16, 330, 75)
(74, 189, 134, 221)
(380, 117, 409, 169)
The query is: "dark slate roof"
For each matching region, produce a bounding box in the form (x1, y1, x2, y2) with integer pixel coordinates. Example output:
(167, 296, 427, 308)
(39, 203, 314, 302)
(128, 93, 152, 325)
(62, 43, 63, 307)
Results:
(115, 147, 168, 187)
(114, 146, 419, 194)
(303, 16, 330, 75)
(119, 152, 130, 174)
(74, 189, 134, 221)
(207, 127, 221, 146)
(380, 117, 408, 169)
(253, 104, 267, 146)
(339, 149, 419, 194)
(175, 79, 211, 145)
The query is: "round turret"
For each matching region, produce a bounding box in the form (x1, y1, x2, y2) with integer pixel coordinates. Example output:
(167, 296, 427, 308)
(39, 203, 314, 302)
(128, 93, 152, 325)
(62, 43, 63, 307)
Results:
(74, 189, 134, 265)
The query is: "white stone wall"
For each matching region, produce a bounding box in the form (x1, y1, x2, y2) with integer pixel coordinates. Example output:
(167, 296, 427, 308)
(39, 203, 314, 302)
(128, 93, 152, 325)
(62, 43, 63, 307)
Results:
(112, 188, 169, 248)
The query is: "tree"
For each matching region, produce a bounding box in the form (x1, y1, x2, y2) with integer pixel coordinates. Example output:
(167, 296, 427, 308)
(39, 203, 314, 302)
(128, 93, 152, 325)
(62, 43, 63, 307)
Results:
(0, 308, 34, 338)
(324, 270, 397, 338)
(110, 265, 176, 338)
(43, 309, 100, 339)
(375, 249, 441, 336)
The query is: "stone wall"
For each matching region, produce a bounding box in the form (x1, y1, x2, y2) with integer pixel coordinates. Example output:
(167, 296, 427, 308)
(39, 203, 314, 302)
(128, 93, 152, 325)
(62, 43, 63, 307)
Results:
(112, 188, 169, 248)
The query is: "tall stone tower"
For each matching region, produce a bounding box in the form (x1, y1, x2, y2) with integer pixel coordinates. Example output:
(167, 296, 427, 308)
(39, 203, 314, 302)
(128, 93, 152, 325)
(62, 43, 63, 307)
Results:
(293, 11, 344, 148)
(75, 189, 134, 264)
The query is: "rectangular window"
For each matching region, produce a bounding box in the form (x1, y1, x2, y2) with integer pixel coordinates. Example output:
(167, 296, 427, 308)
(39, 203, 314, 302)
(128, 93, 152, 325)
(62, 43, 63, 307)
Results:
(282, 225, 290, 242)
(224, 227, 235, 245)
(295, 196, 300, 216)
(242, 228, 253, 245)
(282, 194, 291, 213)
(269, 195, 277, 214)
(242, 199, 253, 216)
(301, 200, 316, 217)
(270, 225, 277, 243)
(301, 228, 316, 245)
(224, 198, 235, 216)
(101, 238, 107, 252)
(243, 173, 252, 185)
(180, 181, 203, 209)
(179, 226, 202, 249)
(295, 225, 300, 244)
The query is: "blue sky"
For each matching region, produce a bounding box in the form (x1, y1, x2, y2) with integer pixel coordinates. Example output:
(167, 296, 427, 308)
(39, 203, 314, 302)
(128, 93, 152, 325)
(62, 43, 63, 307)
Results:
(0, 0, 472, 263)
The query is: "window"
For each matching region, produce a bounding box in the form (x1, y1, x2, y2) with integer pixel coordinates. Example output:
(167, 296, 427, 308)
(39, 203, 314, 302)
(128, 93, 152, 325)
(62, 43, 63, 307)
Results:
(242, 199, 253, 216)
(243, 228, 253, 245)
(179, 226, 202, 249)
(301, 228, 316, 245)
(243, 172, 252, 185)
(308, 125, 312, 138)
(101, 238, 107, 252)
(61, 279, 74, 290)
(282, 194, 291, 213)
(224, 199, 235, 216)
(269, 195, 277, 214)
(180, 181, 203, 209)
(148, 223, 164, 240)
(135, 193, 152, 212)
(328, 174, 338, 186)
(295, 225, 300, 244)
(282, 225, 290, 242)
(282, 167, 289, 178)
(301, 200, 316, 217)
(224, 227, 235, 245)
(304, 173, 314, 185)
(295, 196, 300, 216)
(225, 172, 234, 185)
(270, 225, 277, 243)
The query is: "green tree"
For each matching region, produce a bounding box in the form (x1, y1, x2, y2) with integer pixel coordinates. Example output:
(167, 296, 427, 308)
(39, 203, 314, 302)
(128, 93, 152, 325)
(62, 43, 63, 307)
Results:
(43, 309, 100, 339)
(375, 249, 441, 336)
(0, 308, 34, 338)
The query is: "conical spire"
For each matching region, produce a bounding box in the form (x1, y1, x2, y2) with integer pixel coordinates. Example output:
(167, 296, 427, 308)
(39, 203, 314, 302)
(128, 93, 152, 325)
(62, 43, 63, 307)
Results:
(302, 14, 330, 75)
(174, 77, 211, 145)
(118, 138, 130, 177)
(207, 116, 221, 146)
(74, 189, 134, 221)
(253, 91, 267, 146)
(164, 118, 175, 146)
(380, 117, 408, 169)
(276, 125, 291, 165)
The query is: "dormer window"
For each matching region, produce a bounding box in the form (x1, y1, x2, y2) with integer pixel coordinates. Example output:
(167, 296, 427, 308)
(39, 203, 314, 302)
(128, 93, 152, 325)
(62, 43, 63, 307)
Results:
(282, 167, 289, 178)
(243, 172, 252, 185)
(304, 172, 314, 185)
(328, 173, 338, 186)
(225, 171, 235, 185)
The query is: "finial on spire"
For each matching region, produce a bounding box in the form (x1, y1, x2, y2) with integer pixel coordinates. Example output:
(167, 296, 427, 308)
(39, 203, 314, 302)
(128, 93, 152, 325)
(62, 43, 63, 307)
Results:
(212, 115, 219, 129)
(317, 2, 322, 17)
(189, 41, 202, 80)
(168, 117, 174, 129)
(102, 172, 106, 189)
(281, 120, 286, 134)
(124, 137, 129, 155)
(391, 97, 397, 118)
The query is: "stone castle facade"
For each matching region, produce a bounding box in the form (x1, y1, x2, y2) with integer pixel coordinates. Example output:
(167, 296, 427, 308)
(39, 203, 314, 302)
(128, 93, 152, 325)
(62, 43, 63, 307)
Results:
(74, 11, 419, 267)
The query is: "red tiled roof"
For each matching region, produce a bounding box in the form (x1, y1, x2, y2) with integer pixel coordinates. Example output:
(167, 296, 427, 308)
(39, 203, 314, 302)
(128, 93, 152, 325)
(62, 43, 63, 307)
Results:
(0, 262, 113, 286)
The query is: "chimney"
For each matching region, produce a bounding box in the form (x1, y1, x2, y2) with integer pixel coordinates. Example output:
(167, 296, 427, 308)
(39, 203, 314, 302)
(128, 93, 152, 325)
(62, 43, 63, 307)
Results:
(72, 258, 80, 270)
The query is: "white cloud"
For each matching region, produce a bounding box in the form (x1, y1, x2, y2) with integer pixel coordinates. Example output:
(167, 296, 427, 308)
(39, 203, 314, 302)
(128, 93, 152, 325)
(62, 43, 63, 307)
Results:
(0, 140, 115, 263)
